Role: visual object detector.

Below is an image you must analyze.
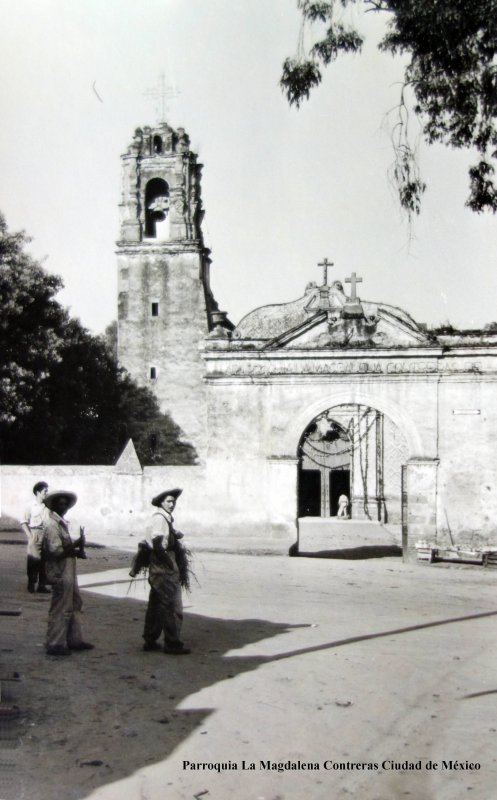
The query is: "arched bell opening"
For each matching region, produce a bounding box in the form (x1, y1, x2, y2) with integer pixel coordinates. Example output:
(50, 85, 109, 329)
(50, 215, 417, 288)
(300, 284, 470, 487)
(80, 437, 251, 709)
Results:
(144, 178, 170, 239)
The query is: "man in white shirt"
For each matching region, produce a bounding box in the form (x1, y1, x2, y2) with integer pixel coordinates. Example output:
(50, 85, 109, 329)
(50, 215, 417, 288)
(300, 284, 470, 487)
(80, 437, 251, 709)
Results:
(21, 481, 51, 594)
(142, 488, 191, 655)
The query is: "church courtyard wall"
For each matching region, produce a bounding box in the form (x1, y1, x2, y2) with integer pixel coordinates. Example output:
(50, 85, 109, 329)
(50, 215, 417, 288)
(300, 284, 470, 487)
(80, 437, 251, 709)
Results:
(436, 365, 497, 547)
(0, 464, 206, 542)
(2, 355, 496, 554)
(203, 345, 497, 550)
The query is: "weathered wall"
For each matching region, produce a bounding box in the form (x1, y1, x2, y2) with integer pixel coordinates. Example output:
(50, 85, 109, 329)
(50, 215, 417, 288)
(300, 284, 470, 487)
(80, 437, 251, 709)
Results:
(3, 353, 496, 553)
(204, 354, 438, 544)
(436, 356, 497, 547)
(0, 464, 204, 541)
(0, 460, 289, 545)
(203, 347, 497, 549)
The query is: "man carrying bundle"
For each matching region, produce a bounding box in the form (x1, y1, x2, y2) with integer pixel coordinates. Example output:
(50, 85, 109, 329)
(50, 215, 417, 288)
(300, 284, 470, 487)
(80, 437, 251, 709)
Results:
(142, 487, 192, 655)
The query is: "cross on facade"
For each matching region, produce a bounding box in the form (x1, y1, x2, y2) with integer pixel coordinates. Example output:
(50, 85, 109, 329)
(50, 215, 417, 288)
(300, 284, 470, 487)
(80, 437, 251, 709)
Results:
(317, 258, 334, 287)
(144, 73, 180, 123)
(345, 271, 363, 300)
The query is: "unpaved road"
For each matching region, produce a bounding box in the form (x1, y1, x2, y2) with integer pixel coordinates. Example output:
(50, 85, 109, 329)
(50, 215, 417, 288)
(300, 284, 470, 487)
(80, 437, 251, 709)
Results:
(1, 539, 496, 800)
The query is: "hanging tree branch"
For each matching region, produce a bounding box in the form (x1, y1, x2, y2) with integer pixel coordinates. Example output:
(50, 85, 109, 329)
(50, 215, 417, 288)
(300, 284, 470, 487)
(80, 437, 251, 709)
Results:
(281, 0, 497, 215)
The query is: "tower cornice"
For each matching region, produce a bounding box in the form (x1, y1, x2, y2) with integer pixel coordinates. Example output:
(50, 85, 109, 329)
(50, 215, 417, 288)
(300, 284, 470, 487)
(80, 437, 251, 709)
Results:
(115, 240, 208, 255)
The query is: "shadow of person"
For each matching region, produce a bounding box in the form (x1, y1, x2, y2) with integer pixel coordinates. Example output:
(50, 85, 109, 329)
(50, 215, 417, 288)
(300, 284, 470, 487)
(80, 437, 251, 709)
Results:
(17, 587, 310, 800)
(22, 587, 497, 800)
(10, 547, 497, 800)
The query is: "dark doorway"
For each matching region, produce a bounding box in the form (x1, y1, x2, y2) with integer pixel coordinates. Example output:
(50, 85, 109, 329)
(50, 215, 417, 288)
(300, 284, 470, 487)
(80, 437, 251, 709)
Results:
(329, 469, 350, 516)
(298, 469, 321, 517)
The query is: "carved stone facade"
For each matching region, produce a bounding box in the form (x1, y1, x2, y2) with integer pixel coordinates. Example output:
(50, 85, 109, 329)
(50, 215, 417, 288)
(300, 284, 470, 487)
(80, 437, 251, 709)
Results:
(117, 123, 497, 556)
(202, 279, 497, 554)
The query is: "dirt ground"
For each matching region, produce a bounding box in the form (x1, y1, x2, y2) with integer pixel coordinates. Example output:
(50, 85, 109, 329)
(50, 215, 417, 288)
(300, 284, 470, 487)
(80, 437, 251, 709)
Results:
(1, 533, 496, 800)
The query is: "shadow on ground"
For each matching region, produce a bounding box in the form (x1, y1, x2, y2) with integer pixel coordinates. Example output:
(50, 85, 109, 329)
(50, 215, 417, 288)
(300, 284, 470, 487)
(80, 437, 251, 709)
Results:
(0, 545, 308, 800)
(2, 543, 495, 800)
(20, 607, 307, 800)
(295, 544, 402, 559)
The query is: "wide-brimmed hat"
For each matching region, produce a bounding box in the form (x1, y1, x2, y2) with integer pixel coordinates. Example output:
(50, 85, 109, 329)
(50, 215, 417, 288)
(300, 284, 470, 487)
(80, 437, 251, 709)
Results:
(43, 491, 77, 512)
(151, 488, 183, 507)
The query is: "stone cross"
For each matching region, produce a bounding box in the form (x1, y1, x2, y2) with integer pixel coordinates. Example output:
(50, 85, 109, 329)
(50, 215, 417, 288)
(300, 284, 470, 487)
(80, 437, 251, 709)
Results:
(345, 271, 363, 300)
(317, 258, 334, 287)
(144, 73, 180, 123)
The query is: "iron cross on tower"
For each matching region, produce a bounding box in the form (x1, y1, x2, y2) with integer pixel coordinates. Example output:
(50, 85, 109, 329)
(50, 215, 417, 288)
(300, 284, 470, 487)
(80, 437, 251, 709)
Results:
(345, 271, 363, 300)
(144, 73, 180, 123)
(317, 258, 334, 286)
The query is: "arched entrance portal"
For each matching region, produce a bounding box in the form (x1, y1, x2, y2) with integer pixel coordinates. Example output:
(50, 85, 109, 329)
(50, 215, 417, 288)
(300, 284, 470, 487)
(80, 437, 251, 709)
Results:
(298, 404, 409, 525)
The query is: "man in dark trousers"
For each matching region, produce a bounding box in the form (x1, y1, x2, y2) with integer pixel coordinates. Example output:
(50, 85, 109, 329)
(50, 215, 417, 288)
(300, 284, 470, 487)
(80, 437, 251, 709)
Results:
(21, 481, 50, 593)
(143, 488, 191, 655)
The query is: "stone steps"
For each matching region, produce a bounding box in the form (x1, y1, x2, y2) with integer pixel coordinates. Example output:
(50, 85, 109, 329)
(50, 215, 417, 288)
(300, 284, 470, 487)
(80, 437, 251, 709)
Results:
(297, 517, 401, 555)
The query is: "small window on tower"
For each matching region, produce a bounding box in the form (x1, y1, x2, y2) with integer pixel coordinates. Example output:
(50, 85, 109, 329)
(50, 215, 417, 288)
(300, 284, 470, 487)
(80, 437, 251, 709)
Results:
(151, 302, 159, 317)
(149, 432, 159, 452)
(150, 366, 157, 380)
(153, 135, 163, 154)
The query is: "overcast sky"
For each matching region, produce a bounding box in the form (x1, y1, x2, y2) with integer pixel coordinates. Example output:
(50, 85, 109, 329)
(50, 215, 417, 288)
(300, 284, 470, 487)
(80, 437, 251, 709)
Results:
(1, 0, 496, 333)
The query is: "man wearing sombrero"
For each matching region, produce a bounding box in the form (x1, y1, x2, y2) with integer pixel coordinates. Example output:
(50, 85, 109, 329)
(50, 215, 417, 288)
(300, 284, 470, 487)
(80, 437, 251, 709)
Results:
(143, 488, 191, 655)
(42, 490, 93, 656)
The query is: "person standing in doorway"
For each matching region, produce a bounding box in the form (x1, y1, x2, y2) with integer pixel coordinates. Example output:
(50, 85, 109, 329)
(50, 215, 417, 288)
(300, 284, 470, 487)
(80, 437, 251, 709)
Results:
(142, 488, 192, 655)
(337, 493, 350, 519)
(42, 490, 93, 657)
(21, 481, 50, 594)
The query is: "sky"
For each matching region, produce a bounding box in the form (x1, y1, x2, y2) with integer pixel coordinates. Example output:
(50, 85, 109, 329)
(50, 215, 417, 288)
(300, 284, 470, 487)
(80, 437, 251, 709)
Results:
(1, 0, 496, 334)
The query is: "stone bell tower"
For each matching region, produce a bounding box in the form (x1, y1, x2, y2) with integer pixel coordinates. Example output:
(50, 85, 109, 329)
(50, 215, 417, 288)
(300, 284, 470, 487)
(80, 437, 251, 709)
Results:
(116, 122, 231, 456)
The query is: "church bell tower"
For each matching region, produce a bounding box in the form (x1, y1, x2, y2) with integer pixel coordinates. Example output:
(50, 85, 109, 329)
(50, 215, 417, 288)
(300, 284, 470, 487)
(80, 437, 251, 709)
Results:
(116, 122, 229, 455)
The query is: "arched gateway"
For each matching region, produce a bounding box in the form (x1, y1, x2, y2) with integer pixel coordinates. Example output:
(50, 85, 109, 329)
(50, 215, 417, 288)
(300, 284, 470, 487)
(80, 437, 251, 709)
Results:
(298, 404, 409, 526)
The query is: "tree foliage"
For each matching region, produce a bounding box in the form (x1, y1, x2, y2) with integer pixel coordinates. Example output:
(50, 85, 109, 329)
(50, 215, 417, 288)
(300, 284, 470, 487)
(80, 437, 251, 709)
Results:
(0, 214, 197, 466)
(281, 0, 497, 214)
(0, 213, 66, 425)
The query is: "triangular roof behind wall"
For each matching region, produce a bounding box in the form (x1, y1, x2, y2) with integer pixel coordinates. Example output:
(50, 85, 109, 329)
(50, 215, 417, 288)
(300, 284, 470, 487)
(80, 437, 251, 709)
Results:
(114, 439, 143, 474)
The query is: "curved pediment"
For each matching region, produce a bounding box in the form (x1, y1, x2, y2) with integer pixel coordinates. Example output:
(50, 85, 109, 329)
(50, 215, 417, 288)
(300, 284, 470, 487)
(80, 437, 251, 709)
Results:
(232, 280, 434, 350)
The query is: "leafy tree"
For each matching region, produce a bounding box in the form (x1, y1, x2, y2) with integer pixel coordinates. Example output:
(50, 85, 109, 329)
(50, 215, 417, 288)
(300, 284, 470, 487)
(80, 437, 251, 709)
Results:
(0, 214, 197, 466)
(0, 212, 67, 425)
(281, 1, 497, 215)
(103, 320, 118, 360)
(116, 374, 197, 466)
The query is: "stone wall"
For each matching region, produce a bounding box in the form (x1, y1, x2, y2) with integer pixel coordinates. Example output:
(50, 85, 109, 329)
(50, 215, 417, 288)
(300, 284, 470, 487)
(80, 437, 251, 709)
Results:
(436, 372, 497, 547)
(203, 347, 497, 551)
(1, 464, 202, 542)
(117, 245, 210, 454)
(3, 353, 496, 554)
(0, 460, 293, 546)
